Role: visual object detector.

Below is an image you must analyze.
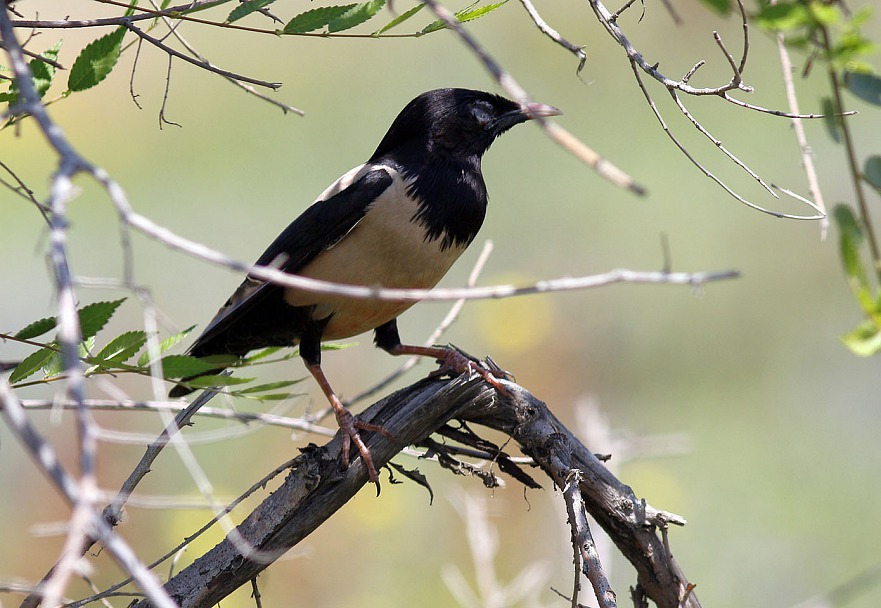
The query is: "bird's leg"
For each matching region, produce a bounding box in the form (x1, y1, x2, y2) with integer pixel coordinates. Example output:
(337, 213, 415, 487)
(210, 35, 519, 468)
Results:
(300, 324, 391, 484)
(374, 320, 512, 397)
(391, 344, 512, 397)
(305, 362, 391, 484)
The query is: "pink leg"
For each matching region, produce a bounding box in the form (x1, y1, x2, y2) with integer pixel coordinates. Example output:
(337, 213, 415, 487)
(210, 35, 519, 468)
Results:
(387, 344, 511, 397)
(306, 363, 392, 484)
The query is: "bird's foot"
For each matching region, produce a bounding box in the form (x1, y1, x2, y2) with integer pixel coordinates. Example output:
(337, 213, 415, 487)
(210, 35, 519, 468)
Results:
(333, 402, 394, 485)
(427, 345, 513, 397)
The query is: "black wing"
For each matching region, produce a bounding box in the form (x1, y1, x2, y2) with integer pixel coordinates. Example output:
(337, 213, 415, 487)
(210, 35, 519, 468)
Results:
(187, 166, 395, 356)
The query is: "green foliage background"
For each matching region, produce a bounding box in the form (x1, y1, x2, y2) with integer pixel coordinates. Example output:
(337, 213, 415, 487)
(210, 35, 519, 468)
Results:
(2, 1, 881, 606)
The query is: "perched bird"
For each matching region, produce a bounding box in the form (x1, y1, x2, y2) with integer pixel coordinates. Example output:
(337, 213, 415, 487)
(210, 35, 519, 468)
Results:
(170, 88, 560, 483)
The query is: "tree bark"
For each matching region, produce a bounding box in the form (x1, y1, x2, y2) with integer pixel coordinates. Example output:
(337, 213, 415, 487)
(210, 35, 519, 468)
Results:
(130, 374, 700, 608)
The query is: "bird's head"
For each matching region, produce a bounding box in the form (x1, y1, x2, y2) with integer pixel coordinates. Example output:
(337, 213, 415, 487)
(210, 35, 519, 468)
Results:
(370, 88, 561, 162)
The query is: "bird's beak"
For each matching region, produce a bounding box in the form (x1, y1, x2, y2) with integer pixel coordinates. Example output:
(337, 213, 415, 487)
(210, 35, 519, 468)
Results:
(521, 102, 562, 120)
(490, 101, 561, 133)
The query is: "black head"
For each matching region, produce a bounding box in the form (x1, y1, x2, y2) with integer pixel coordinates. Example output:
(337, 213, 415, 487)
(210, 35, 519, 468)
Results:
(369, 88, 560, 162)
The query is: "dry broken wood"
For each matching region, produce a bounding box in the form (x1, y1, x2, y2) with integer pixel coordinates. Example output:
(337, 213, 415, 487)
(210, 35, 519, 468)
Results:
(128, 373, 701, 608)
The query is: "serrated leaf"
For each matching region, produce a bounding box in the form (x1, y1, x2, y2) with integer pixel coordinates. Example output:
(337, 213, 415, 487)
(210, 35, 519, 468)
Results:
(78, 299, 126, 341)
(841, 320, 881, 356)
(182, 374, 255, 389)
(67, 27, 126, 92)
(456, 0, 508, 22)
(94, 330, 148, 364)
(234, 379, 304, 394)
(238, 392, 298, 400)
(373, 3, 424, 35)
(227, 0, 277, 23)
(9, 346, 57, 384)
(283, 5, 355, 34)
(243, 346, 285, 363)
(420, 0, 507, 35)
(328, 0, 386, 32)
(15, 315, 57, 340)
(161, 355, 224, 379)
(864, 156, 881, 193)
(42, 337, 94, 377)
(41, 351, 65, 378)
(30, 41, 63, 98)
(844, 70, 881, 106)
(137, 325, 196, 366)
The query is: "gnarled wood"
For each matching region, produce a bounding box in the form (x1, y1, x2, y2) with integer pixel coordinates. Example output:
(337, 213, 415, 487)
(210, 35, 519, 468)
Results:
(131, 374, 700, 608)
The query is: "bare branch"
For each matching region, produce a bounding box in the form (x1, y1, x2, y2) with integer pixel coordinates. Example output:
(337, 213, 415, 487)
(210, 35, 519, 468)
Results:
(123, 374, 700, 608)
(1, 379, 178, 608)
(122, 20, 282, 90)
(418, 0, 646, 195)
(517, 0, 586, 74)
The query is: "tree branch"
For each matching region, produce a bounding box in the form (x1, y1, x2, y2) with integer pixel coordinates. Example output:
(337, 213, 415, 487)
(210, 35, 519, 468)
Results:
(126, 373, 700, 608)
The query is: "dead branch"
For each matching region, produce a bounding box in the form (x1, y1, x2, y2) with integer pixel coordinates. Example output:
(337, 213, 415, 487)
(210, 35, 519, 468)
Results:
(125, 373, 700, 608)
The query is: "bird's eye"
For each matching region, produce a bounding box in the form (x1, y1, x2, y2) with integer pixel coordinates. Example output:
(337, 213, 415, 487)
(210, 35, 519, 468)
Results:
(470, 102, 495, 127)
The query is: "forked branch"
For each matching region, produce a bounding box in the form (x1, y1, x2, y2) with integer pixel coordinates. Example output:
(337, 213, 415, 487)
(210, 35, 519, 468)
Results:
(123, 374, 700, 608)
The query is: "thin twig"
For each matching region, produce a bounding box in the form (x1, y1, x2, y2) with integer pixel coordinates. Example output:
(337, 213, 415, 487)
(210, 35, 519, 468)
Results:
(122, 20, 282, 90)
(144, 0, 304, 115)
(517, 0, 586, 74)
(0, 379, 178, 608)
(419, 0, 646, 195)
(773, 30, 827, 236)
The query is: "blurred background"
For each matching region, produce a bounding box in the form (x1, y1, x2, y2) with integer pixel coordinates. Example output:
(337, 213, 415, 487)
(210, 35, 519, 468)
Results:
(2, 0, 881, 606)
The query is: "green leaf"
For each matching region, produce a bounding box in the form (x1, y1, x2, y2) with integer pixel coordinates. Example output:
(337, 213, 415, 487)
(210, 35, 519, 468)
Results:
(182, 374, 255, 389)
(420, 0, 507, 35)
(328, 0, 386, 32)
(9, 346, 57, 384)
(137, 325, 196, 366)
(227, 0, 277, 23)
(1, 40, 62, 104)
(821, 97, 841, 143)
(864, 156, 881, 193)
(841, 320, 881, 356)
(242, 346, 285, 363)
(15, 315, 57, 340)
(234, 379, 304, 394)
(844, 70, 881, 106)
(78, 299, 126, 341)
(160, 355, 225, 379)
(94, 330, 148, 364)
(30, 41, 63, 98)
(456, 1, 508, 24)
(373, 3, 424, 35)
(234, 392, 298, 400)
(807, 1, 840, 26)
(754, 2, 810, 32)
(697, 0, 731, 14)
(834, 205, 866, 280)
(833, 204, 875, 312)
(67, 27, 126, 92)
(283, 5, 355, 34)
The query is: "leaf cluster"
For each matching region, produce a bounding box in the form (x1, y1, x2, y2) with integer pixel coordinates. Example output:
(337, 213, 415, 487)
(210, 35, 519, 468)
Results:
(5, 299, 308, 400)
(721, 0, 881, 357)
(1, 0, 507, 119)
(229, 0, 508, 36)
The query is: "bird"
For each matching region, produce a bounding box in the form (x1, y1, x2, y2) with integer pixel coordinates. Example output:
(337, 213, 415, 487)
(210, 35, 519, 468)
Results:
(169, 88, 561, 483)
